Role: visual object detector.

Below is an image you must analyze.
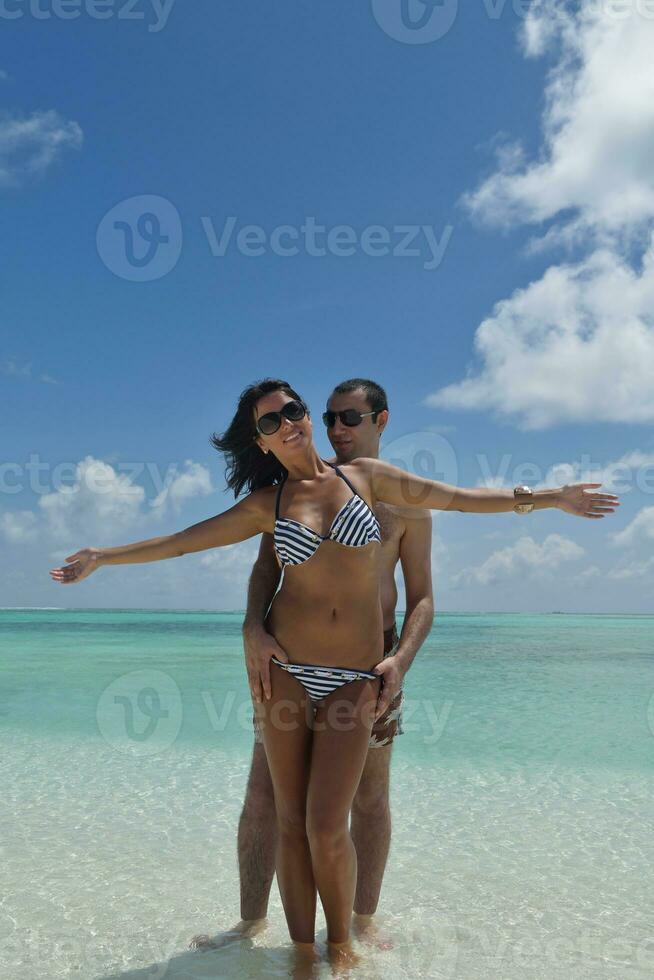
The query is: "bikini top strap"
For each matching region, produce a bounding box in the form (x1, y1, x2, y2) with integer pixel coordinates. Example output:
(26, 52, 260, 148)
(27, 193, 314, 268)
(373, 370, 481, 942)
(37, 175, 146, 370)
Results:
(325, 459, 358, 496)
(275, 475, 287, 520)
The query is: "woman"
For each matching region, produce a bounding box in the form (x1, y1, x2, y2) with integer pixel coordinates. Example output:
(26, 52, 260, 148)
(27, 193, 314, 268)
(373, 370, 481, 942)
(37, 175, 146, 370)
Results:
(49, 378, 619, 962)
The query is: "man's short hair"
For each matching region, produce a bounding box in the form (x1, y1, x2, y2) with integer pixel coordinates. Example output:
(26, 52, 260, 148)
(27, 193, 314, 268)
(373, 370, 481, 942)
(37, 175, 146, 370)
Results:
(331, 378, 389, 415)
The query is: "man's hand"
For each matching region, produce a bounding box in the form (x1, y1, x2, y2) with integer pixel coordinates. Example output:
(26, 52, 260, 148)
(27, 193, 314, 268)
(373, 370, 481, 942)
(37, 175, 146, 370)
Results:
(243, 625, 289, 703)
(373, 654, 406, 721)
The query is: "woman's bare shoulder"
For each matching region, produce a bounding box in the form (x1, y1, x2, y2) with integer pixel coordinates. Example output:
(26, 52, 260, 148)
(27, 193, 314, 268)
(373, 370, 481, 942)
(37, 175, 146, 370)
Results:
(238, 484, 279, 521)
(345, 457, 382, 478)
(340, 457, 378, 493)
(250, 482, 279, 502)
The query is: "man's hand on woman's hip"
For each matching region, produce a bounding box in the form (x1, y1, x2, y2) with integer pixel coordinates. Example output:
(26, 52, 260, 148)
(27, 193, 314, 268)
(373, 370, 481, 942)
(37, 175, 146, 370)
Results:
(372, 654, 406, 721)
(243, 625, 289, 703)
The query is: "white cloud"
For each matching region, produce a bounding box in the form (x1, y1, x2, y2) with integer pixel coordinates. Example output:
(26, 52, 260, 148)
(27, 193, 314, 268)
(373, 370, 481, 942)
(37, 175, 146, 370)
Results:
(0, 453, 223, 576)
(1, 357, 60, 384)
(607, 555, 654, 580)
(0, 509, 38, 543)
(149, 460, 213, 516)
(537, 450, 654, 495)
(464, 3, 654, 245)
(430, 5, 654, 430)
(2, 357, 32, 378)
(197, 538, 263, 600)
(426, 242, 654, 429)
(10, 454, 217, 554)
(452, 533, 584, 587)
(0, 109, 82, 187)
(611, 505, 654, 548)
(199, 538, 260, 572)
(39, 456, 146, 543)
(473, 447, 654, 494)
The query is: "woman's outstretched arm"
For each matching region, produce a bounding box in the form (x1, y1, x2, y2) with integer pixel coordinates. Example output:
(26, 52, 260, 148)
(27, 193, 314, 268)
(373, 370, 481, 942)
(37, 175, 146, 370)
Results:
(357, 459, 619, 519)
(49, 492, 270, 585)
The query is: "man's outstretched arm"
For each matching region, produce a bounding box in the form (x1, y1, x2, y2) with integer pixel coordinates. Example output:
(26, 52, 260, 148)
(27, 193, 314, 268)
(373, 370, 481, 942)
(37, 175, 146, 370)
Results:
(374, 510, 434, 719)
(242, 533, 287, 703)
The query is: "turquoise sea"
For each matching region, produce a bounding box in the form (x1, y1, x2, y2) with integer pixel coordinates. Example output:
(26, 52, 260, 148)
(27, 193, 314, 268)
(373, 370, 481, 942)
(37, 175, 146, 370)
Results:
(2, 608, 654, 979)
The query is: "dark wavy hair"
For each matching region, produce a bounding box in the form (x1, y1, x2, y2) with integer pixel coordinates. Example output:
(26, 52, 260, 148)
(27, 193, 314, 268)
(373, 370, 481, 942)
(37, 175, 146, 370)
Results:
(209, 379, 308, 497)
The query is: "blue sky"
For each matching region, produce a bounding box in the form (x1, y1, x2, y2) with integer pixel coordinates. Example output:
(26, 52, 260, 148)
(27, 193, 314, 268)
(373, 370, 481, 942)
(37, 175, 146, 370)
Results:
(2, 1, 653, 612)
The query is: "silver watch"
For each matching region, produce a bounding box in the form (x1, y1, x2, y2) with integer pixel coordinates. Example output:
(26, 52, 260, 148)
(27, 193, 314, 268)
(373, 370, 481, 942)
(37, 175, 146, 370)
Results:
(513, 485, 534, 514)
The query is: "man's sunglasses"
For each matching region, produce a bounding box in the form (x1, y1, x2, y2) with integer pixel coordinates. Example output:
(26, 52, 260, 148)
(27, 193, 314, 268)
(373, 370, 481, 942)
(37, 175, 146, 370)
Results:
(322, 409, 378, 428)
(255, 399, 307, 436)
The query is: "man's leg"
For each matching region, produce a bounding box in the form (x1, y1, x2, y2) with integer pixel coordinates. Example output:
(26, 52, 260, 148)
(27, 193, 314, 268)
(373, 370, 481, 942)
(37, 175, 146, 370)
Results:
(189, 739, 277, 950)
(350, 743, 392, 917)
(238, 741, 278, 921)
(351, 626, 404, 920)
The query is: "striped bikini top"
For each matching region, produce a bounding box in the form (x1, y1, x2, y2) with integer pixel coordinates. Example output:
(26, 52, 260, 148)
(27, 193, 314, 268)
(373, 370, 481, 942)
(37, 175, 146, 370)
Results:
(274, 461, 381, 569)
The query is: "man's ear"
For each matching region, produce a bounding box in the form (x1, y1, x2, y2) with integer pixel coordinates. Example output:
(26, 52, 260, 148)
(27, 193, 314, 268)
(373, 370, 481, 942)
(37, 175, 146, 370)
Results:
(377, 409, 389, 433)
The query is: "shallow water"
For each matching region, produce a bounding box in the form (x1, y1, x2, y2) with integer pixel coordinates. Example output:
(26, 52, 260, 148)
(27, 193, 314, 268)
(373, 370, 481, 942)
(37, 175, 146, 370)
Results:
(2, 609, 653, 978)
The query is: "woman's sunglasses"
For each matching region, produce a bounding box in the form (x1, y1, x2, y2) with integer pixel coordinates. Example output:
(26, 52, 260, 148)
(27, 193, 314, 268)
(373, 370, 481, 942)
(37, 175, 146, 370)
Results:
(255, 399, 307, 436)
(322, 409, 377, 428)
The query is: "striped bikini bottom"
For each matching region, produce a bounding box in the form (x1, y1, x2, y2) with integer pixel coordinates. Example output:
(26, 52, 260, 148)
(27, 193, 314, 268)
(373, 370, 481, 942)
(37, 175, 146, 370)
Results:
(270, 655, 379, 705)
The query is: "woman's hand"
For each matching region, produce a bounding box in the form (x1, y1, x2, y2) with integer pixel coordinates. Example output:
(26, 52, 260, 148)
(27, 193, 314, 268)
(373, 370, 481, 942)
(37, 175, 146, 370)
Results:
(49, 549, 101, 585)
(557, 483, 620, 518)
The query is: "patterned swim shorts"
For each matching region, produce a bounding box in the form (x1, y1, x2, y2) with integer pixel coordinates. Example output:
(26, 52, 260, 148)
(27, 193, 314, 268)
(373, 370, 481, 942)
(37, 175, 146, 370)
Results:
(252, 623, 404, 749)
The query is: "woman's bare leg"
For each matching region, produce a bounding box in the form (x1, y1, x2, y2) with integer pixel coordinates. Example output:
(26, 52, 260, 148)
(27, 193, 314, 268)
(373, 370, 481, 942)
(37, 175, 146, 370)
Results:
(306, 676, 380, 946)
(259, 663, 317, 944)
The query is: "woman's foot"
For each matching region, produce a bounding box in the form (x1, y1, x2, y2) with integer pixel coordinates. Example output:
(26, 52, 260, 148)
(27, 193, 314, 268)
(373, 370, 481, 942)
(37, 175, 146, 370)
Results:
(188, 916, 268, 950)
(290, 941, 321, 980)
(327, 938, 361, 972)
(352, 912, 394, 950)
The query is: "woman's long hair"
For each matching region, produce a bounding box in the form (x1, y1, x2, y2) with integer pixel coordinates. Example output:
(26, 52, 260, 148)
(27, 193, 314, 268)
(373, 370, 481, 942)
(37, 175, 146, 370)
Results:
(210, 379, 307, 497)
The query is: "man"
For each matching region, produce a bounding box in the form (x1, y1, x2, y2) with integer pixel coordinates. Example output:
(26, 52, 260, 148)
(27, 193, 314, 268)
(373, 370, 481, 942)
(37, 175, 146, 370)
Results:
(193, 378, 434, 948)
